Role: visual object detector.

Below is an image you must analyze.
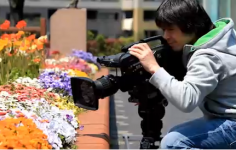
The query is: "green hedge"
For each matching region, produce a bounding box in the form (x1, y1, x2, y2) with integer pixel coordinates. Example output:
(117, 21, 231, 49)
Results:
(87, 31, 134, 56)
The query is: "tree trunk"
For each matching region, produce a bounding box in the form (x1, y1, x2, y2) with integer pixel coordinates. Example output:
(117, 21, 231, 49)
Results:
(8, 0, 25, 25)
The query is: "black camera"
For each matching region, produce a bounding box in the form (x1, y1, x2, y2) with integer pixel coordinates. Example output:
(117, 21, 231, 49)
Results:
(70, 35, 186, 110)
(70, 35, 186, 149)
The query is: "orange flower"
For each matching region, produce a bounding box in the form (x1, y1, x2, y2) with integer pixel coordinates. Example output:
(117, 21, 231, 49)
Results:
(33, 58, 41, 63)
(1, 33, 18, 40)
(10, 33, 16, 39)
(13, 31, 25, 40)
(0, 20, 10, 30)
(15, 20, 27, 29)
(16, 113, 25, 117)
(0, 117, 52, 149)
(38, 35, 48, 43)
(7, 53, 13, 56)
(27, 34, 36, 41)
(17, 31, 25, 35)
(1, 34, 10, 39)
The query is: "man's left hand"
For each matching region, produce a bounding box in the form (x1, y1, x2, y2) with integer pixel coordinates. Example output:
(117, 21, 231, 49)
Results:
(128, 43, 160, 74)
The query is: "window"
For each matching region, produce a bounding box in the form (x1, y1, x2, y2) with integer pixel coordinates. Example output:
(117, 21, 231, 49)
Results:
(6, 13, 9, 20)
(144, 30, 159, 38)
(99, 12, 117, 20)
(87, 10, 97, 19)
(123, 11, 133, 19)
(144, 30, 163, 47)
(24, 13, 41, 24)
(114, 13, 119, 20)
(6, 13, 40, 21)
(48, 9, 57, 19)
(143, 10, 156, 21)
(90, 30, 98, 37)
(122, 30, 133, 37)
(6, 13, 41, 26)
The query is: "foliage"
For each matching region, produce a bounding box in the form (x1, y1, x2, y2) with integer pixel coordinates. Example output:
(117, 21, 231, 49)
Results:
(87, 31, 134, 56)
(0, 20, 47, 84)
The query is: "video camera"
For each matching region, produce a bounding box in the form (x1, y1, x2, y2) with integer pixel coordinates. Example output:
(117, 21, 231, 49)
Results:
(70, 35, 186, 110)
(70, 35, 186, 149)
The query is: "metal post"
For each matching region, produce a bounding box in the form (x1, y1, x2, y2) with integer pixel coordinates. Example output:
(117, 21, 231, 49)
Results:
(226, 0, 231, 18)
(202, 0, 219, 22)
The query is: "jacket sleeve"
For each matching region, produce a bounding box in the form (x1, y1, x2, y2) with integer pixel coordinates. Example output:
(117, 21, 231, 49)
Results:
(149, 52, 223, 113)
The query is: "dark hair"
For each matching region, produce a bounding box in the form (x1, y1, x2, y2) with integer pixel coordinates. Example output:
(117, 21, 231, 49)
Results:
(155, 0, 213, 39)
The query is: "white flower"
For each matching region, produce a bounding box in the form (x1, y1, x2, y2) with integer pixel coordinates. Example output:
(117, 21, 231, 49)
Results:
(18, 50, 28, 56)
(14, 77, 41, 88)
(0, 95, 79, 149)
(0, 91, 10, 97)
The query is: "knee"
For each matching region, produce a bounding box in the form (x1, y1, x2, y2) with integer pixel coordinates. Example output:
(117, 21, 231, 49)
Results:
(160, 132, 186, 149)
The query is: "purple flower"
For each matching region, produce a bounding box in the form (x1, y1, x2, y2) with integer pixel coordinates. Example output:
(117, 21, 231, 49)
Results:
(79, 125, 84, 130)
(66, 114, 73, 122)
(39, 70, 72, 96)
(70, 49, 101, 69)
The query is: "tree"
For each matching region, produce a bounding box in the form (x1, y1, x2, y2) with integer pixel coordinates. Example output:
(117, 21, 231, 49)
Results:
(8, 0, 25, 25)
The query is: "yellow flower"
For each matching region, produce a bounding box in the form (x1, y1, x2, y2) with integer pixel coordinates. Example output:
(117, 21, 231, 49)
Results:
(17, 31, 25, 35)
(19, 46, 28, 51)
(38, 35, 48, 44)
(23, 39, 30, 46)
(73, 69, 89, 77)
(38, 35, 47, 41)
(0, 39, 8, 51)
(13, 40, 22, 46)
(30, 44, 37, 50)
(67, 69, 76, 76)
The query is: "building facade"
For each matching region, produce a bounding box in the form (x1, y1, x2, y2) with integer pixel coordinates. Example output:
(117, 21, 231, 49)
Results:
(0, 0, 124, 38)
(0, 0, 234, 40)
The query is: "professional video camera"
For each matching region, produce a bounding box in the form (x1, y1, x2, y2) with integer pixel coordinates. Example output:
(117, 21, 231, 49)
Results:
(70, 35, 186, 149)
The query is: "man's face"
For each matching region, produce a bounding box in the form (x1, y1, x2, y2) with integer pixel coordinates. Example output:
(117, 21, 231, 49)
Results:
(161, 25, 196, 51)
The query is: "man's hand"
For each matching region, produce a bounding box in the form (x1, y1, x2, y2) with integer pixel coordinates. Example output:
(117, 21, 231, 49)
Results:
(128, 43, 160, 74)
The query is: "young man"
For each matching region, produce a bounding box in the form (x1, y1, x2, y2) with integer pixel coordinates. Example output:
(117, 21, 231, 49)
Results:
(129, 0, 236, 149)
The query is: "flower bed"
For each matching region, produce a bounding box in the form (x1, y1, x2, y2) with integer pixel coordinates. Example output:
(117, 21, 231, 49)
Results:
(0, 20, 100, 149)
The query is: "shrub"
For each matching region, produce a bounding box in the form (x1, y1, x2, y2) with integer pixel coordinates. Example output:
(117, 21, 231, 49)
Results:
(87, 31, 134, 56)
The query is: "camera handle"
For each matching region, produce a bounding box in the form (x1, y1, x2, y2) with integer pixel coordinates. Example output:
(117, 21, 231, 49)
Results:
(122, 80, 167, 149)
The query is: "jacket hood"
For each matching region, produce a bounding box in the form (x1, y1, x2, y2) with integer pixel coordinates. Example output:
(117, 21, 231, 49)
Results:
(183, 18, 236, 66)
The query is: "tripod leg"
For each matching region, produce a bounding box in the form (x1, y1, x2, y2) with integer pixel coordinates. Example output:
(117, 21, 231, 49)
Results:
(122, 135, 143, 149)
(122, 135, 131, 149)
(138, 98, 165, 149)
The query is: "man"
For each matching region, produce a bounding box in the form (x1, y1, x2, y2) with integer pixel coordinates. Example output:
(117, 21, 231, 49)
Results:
(129, 0, 236, 149)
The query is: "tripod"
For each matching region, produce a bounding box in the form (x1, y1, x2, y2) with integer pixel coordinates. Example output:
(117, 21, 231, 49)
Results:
(122, 80, 167, 149)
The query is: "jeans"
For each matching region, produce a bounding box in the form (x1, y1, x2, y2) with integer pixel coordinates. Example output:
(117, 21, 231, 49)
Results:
(160, 117, 236, 149)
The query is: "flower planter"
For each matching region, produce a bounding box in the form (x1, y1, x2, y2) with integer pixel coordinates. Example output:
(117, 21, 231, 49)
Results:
(76, 68, 110, 149)
(0, 19, 108, 149)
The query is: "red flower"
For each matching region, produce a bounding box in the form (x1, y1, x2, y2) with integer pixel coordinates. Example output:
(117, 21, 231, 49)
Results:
(50, 50, 60, 55)
(15, 20, 27, 29)
(0, 20, 10, 30)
